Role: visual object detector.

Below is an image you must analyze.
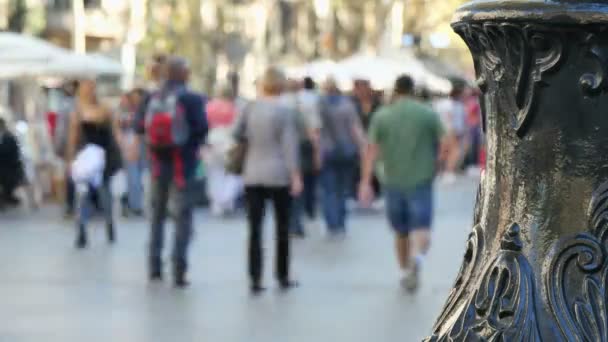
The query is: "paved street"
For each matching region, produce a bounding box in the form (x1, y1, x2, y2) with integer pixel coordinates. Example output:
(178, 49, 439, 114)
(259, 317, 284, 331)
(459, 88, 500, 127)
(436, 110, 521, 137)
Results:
(0, 178, 477, 342)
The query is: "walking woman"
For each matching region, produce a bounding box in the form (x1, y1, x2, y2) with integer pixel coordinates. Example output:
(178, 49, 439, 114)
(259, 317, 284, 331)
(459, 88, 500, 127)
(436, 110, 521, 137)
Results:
(67, 79, 122, 248)
(234, 67, 302, 294)
(119, 88, 146, 217)
(205, 84, 240, 216)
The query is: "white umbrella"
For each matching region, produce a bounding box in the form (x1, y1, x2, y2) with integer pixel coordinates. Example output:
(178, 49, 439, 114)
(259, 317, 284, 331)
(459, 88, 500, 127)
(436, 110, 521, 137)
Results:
(285, 59, 353, 90)
(0, 32, 67, 62)
(338, 54, 405, 89)
(44, 53, 123, 77)
(337, 53, 453, 93)
(381, 51, 453, 94)
(0, 32, 67, 78)
(0, 32, 122, 78)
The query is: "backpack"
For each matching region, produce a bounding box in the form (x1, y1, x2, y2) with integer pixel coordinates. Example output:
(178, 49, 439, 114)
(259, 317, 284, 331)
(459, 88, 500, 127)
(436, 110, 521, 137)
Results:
(145, 90, 189, 150)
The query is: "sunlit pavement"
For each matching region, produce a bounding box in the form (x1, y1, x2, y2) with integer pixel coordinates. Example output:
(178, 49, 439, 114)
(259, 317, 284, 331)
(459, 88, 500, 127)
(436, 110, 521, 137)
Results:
(0, 177, 478, 342)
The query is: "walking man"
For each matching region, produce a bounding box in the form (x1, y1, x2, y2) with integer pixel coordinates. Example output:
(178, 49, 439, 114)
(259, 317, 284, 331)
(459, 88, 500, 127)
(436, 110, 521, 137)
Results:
(320, 78, 365, 237)
(359, 75, 444, 292)
(135, 56, 208, 287)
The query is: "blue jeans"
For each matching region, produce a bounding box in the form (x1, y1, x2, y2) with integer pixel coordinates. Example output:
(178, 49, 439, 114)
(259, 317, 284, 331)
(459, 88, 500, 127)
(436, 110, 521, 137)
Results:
(77, 182, 113, 228)
(126, 159, 144, 212)
(149, 162, 195, 274)
(320, 161, 354, 233)
(290, 172, 318, 234)
(303, 172, 318, 219)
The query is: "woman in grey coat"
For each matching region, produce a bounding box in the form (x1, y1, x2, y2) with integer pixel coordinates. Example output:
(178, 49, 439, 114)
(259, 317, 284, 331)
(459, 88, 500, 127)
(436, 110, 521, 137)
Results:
(234, 67, 303, 294)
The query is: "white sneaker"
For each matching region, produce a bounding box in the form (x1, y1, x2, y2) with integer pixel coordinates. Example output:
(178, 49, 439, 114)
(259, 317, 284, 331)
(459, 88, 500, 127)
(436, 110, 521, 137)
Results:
(402, 260, 421, 293)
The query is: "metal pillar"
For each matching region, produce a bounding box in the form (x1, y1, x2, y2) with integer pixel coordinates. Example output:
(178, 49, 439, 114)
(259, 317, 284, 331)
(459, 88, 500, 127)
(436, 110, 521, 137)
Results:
(427, 1, 608, 341)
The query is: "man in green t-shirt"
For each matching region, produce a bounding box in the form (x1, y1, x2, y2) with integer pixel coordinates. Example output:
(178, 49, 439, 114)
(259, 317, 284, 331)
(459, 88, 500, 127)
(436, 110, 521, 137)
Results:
(359, 75, 444, 293)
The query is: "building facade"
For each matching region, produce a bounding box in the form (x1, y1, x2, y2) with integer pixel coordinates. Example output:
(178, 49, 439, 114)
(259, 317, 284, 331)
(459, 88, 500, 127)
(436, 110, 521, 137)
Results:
(44, 0, 131, 52)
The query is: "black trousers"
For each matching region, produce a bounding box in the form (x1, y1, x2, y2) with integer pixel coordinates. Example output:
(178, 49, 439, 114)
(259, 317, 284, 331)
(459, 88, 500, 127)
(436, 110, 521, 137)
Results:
(303, 172, 317, 219)
(0, 168, 20, 198)
(65, 173, 75, 213)
(245, 186, 291, 285)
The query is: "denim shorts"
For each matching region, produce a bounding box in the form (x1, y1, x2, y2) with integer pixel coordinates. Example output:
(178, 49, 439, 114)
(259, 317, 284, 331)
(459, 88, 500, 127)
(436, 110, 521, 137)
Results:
(385, 183, 434, 236)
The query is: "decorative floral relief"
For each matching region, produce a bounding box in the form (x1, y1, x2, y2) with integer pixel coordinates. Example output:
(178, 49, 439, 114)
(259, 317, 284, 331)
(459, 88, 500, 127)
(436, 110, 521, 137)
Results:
(428, 182, 485, 339)
(579, 33, 608, 97)
(431, 224, 484, 335)
(453, 23, 563, 137)
(573, 269, 608, 341)
(427, 224, 541, 342)
(546, 181, 608, 342)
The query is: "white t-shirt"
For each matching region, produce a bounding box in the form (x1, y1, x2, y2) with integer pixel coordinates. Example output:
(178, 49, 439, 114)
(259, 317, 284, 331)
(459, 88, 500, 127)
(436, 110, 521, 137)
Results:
(434, 98, 466, 136)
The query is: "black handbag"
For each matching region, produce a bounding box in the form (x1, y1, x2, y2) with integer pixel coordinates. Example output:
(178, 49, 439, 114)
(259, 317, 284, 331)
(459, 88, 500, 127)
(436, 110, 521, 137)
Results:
(226, 141, 247, 175)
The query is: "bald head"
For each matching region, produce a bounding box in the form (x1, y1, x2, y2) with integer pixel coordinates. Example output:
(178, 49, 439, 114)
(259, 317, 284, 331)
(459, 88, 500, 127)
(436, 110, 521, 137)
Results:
(167, 56, 190, 82)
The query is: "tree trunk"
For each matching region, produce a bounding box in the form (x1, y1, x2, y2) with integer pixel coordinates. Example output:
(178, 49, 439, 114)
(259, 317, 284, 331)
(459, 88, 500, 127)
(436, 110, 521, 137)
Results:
(187, 0, 204, 90)
(7, 0, 26, 33)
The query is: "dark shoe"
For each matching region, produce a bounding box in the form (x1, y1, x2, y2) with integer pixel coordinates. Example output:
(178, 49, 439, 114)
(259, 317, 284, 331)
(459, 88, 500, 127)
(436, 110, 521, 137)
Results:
(279, 279, 299, 291)
(174, 273, 190, 288)
(75, 227, 87, 249)
(291, 230, 306, 239)
(106, 223, 115, 243)
(149, 258, 163, 282)
(131, 209, 144, 217)
(121, 197, 129, 218)
(5, 194, 20, 206)
(250, 283, 267, 295)
(149, 270, 163, 282)
(64, 208, 74, 220)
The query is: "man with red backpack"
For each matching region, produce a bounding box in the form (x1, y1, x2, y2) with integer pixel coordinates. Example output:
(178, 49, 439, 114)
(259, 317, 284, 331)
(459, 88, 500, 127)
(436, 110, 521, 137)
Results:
(135, 56, 208, 288)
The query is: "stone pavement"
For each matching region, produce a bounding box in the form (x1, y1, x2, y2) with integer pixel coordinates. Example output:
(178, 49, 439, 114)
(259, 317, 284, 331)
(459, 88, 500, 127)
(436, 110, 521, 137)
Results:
(0, 178, 478, 342)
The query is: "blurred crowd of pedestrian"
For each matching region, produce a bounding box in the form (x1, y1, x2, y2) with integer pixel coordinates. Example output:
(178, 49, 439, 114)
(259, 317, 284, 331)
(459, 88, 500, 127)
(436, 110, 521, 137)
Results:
(0, 53, 483, 294)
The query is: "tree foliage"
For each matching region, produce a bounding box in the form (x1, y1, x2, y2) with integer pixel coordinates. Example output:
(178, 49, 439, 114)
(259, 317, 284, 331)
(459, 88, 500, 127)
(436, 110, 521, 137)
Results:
(136, 0, 473, 91)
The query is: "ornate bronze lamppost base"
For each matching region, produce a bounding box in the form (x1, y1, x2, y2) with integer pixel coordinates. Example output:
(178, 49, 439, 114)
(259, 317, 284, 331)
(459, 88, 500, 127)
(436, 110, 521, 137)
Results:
(427, 1, 608, 341)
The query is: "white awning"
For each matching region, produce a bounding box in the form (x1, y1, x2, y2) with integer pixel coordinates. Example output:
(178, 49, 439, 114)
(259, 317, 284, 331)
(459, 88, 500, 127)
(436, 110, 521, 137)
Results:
(0, 32, 123, 79)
